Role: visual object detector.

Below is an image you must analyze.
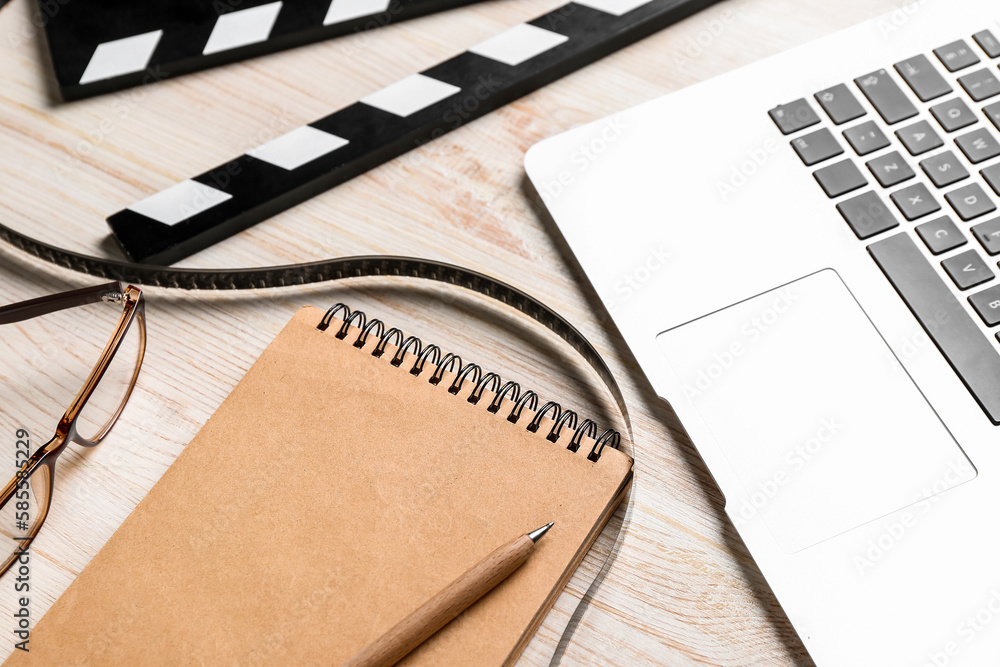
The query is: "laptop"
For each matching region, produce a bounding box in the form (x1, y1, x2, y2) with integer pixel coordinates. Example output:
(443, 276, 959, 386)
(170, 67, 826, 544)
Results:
(524, 1, 1000, 664)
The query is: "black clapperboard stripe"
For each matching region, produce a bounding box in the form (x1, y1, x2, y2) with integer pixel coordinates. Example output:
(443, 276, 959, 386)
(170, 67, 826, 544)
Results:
(108, 0, 720, 264)
(42, 0, 482, 100)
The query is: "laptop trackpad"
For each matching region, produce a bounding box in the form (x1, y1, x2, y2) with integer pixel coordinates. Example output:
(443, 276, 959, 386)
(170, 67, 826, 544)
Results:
(656, 269, 975, 553)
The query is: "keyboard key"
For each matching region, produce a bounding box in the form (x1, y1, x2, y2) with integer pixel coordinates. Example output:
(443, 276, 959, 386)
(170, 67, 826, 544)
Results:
(985, 102, 1000, 132)
(855, 70, 918, 125)
(958, 68, 1000, 102)
(769, 99, 820, 135)
(982, 163, 1000, 195)
(896, 120, 944, 156)
(891, 182, 940, 220)
(791, 128, 844, 165)
(970, 284, 1000, 325)
(868, 232, 1000, 423)
(930, 98, 977, 133)
(814, 159, 867, 197)
(895, 55, 952, 101)
(942, 249, 994, 289)
(866, 151, 915, 187)
(934, 40, 981, 72)
(916, 215, 966, 254)
(920, 151, 970, 188)
(971, 217, 1000, 255)
(836, 191, 899, 239)
(814, 84, 866, 125)
(946, 183, 997, 220)
(973, 30, 1000, 59)
(955, 127, 1000, 164)
(843, 121, 891, 155)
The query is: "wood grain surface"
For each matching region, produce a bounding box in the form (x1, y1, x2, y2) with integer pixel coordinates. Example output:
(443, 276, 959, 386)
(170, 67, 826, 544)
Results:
(0, 0, 902, 664)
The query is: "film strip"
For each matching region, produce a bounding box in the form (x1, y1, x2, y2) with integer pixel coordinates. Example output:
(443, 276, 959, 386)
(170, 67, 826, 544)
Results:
(0, 219, 632, 445)
(41, 0, 482, 100)
(106, 0, 720, 264)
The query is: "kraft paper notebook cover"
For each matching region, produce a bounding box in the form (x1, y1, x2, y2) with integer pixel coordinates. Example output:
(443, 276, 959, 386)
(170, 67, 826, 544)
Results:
(8, 305, 633, 666)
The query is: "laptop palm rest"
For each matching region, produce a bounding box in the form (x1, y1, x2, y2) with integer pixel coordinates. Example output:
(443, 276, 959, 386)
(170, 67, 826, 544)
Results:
(656, 269, 976, 553)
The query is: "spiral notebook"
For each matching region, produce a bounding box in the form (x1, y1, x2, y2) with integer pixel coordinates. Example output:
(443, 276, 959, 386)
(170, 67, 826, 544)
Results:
(9, 305, 633, 666)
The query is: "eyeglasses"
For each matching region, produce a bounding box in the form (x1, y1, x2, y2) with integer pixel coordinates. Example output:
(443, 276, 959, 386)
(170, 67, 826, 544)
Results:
(0, 282, 146, 578)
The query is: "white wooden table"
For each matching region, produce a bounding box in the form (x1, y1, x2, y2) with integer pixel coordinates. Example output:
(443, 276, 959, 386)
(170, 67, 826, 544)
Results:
(0, 0, 902, 663)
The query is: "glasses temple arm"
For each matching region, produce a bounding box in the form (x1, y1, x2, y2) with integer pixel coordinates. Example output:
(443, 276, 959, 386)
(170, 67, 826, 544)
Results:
(0, 282, 122, 325)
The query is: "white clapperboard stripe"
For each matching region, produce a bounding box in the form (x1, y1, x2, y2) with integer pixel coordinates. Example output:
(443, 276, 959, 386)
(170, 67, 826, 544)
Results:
(108, 0, 721, 264)
(50, 0, 481, 100)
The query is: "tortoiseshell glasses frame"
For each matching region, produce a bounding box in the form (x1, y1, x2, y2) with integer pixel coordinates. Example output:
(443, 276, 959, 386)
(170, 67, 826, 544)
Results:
(0, 282, 145, 577)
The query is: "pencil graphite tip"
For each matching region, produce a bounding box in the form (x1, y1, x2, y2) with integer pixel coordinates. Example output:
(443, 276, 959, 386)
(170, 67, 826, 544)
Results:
(527, 522, 554, 543)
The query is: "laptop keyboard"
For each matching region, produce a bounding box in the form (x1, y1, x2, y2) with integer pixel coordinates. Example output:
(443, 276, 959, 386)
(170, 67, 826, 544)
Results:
(769, 30, 1000, 424)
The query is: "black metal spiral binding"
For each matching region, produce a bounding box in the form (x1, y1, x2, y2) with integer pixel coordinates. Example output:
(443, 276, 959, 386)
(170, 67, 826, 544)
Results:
(318, 303, 620, 462)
